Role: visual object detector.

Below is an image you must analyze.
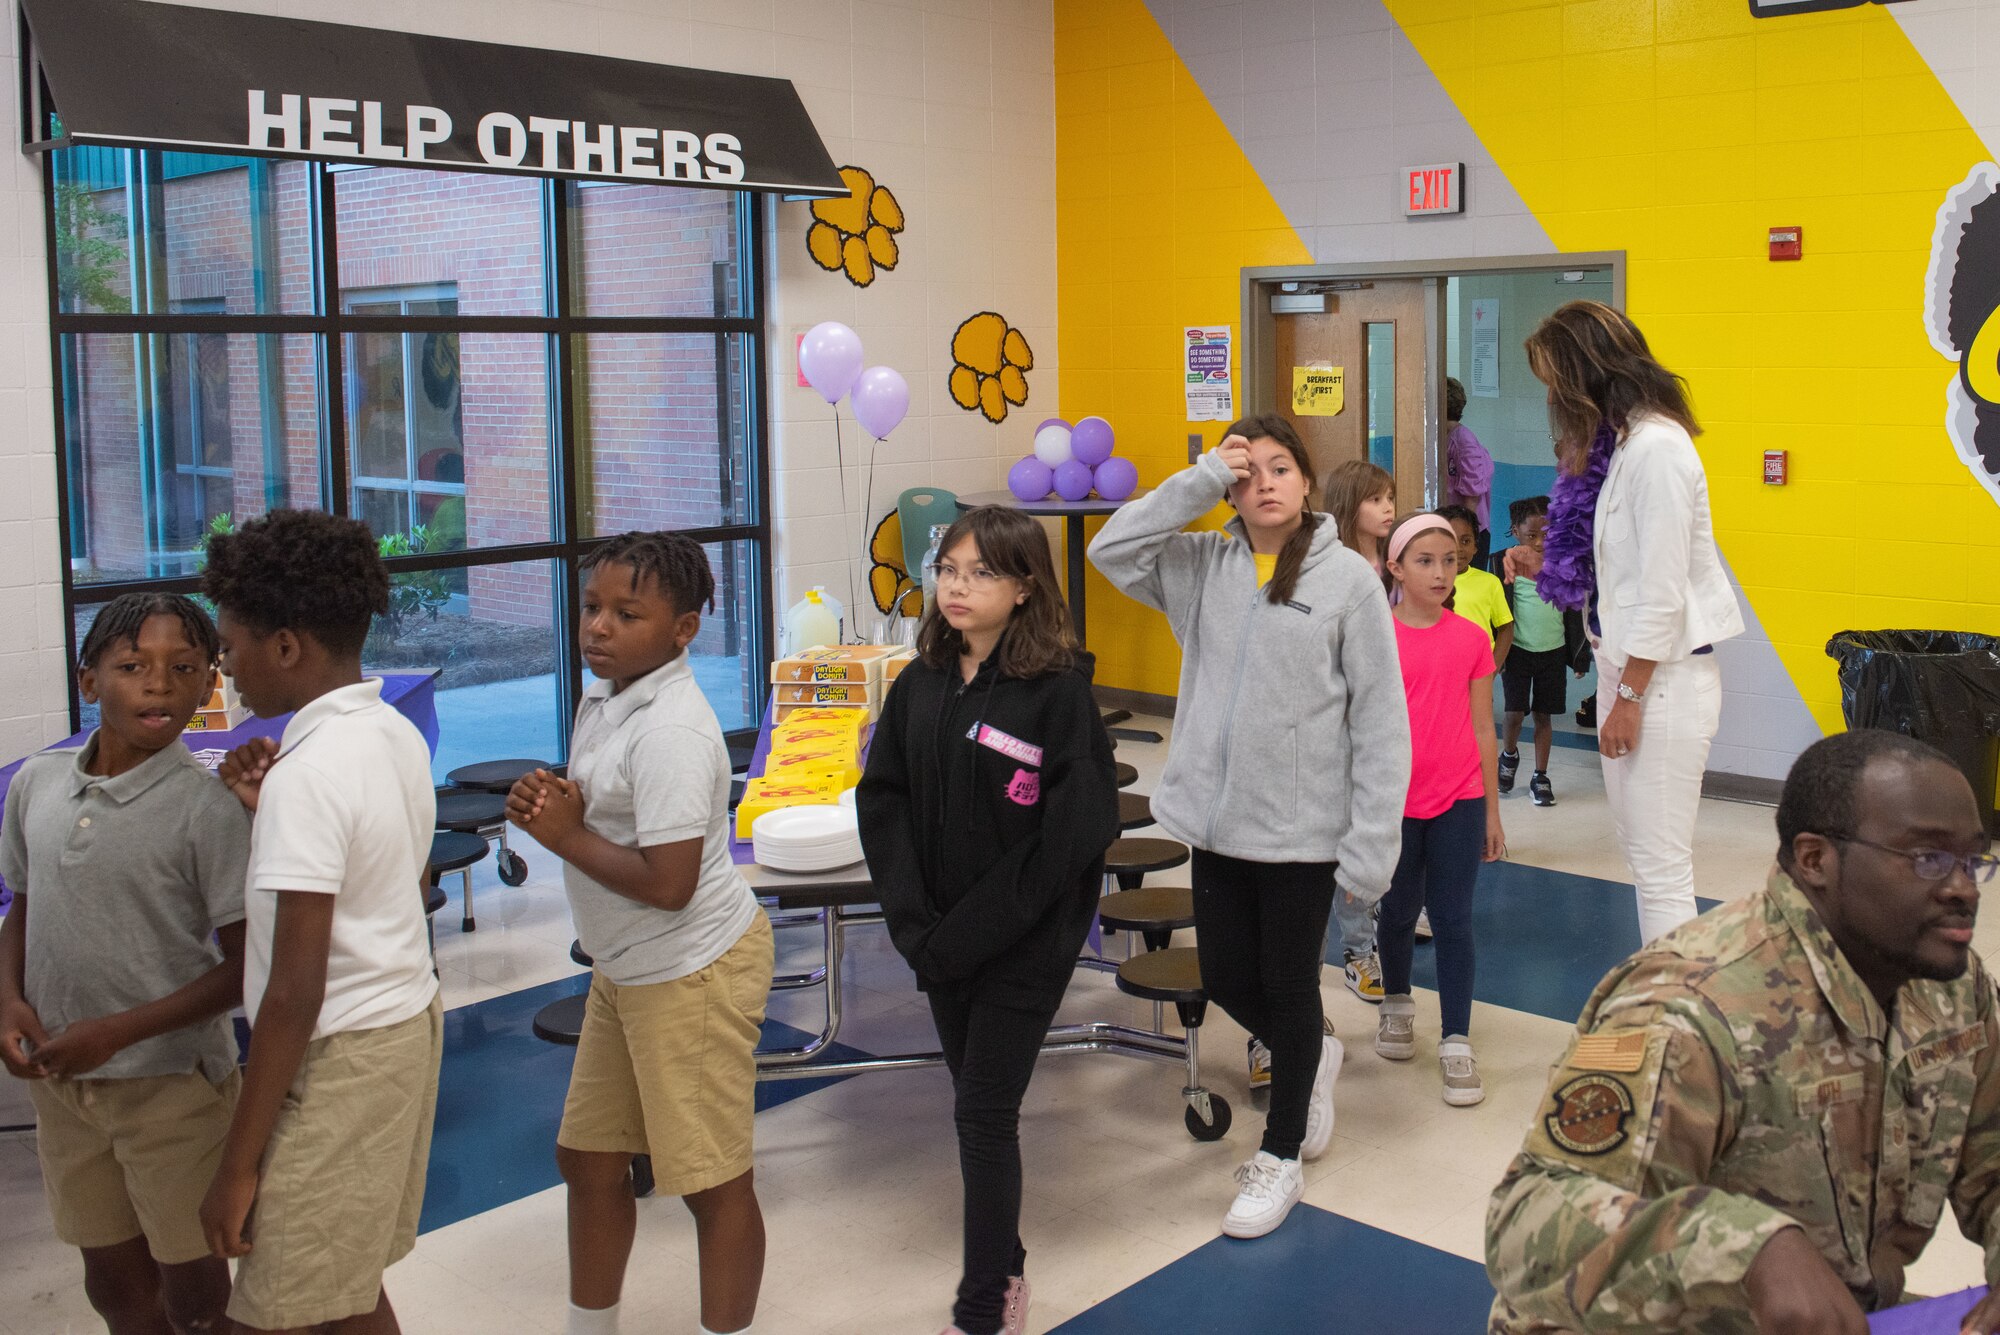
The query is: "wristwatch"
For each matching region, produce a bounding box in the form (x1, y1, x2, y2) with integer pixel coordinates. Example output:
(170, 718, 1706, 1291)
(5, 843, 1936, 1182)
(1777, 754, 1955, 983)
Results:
(1616, 682, 1646, 705)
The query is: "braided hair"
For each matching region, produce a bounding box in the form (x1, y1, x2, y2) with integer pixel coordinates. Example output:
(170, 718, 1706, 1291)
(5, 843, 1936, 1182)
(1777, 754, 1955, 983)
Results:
(79, 593, 219, 668)
(581, 531, 716, 615)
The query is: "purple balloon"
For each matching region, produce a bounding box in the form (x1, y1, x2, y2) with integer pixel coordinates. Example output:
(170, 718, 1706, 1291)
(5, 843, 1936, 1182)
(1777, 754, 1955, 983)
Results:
(851, 366, 910, 439)
(1035, 417, 1072, 435)
(1093, 456, 1138, 502)
(799, 321, 864, 404)
(1007, 456, 1053, 502)
(1053, 459, 1095, 502)
(1071, 416, 1115, 468)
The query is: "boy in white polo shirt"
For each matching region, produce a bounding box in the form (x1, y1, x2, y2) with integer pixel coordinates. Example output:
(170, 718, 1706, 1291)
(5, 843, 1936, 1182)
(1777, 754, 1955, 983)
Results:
(507, 531, 773, 1335)
(196, 510, 441, 1335)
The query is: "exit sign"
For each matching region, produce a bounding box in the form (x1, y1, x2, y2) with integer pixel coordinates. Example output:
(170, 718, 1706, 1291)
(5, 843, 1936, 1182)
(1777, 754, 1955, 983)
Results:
(1404, 162, 1464, 217)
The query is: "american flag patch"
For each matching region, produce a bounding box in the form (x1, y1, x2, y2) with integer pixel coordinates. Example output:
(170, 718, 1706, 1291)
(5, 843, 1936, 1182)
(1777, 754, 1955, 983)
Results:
(1570, 1031, 1648, 1073)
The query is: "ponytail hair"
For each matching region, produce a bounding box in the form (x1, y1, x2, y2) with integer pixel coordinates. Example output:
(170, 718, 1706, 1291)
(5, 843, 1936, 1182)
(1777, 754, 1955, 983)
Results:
(1219, 412, 1321, 607)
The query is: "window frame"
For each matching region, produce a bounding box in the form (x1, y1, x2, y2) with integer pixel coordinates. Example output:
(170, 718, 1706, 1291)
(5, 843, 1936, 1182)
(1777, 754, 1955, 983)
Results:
(41, 153, 775, 752)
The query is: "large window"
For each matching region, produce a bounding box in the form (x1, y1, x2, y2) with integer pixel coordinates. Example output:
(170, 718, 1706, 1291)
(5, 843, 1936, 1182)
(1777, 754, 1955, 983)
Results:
(47, 148, 771, 774)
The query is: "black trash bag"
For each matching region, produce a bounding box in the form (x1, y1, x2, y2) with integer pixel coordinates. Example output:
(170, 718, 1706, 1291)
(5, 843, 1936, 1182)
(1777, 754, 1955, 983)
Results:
(1826, 630, 2000, 832)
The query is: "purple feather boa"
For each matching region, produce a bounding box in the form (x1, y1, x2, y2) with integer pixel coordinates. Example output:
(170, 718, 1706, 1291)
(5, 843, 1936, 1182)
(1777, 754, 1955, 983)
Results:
(1536, 425, 1616, 613)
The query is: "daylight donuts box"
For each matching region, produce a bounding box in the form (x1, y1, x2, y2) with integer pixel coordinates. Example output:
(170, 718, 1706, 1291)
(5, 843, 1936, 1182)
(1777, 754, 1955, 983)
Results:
(771, 644, 895, 685)
(734, 774, 841, 840)
(772, 680, 880, 713)
(183, 675, 248, 733)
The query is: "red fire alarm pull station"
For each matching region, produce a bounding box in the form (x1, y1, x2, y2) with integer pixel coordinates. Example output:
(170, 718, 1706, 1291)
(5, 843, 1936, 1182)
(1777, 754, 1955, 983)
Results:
(1769, 226, 1802, 261)
(1764, 450, 1788, 485)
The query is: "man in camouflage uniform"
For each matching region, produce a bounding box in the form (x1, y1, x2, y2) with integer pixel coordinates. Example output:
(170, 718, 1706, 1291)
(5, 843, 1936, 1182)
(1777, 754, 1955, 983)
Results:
(1486, 731, 2000, 1334)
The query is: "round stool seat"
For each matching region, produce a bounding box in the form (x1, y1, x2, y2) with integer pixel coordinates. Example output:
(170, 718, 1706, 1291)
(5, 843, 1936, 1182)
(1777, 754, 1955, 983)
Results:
(570, 939, 594, 968)
(1104, 837, 1190, 878)
(424, 882, 448, 916)
(1117, 791, 1154, 831)
(1115, 762, 1138, 789)
(532, 993, 587, 1045)
(1115, 946, 1205, 1004)
(1096, 885, 1194, 934)
(446, 759, 554, 793)
(436, 791, 506, 832)
(429, 830, 488, 875)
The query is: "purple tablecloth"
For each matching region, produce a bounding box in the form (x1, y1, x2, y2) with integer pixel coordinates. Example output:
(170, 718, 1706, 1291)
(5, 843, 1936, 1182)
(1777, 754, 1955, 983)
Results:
(1870, 1287, 1988, 1333)
(0, 671, 441, 911)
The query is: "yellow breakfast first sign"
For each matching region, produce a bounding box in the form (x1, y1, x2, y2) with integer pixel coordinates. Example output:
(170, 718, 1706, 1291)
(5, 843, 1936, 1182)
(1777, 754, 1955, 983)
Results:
(1292, 365, 1344, 416)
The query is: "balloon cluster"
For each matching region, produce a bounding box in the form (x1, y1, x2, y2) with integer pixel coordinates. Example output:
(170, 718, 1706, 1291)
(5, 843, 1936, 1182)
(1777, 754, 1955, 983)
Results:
(1008, 417, 1137, 503)
(798, 320, 909, 439)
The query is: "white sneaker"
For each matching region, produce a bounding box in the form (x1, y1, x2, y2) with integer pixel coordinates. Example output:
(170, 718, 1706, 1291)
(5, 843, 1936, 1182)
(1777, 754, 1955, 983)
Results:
(1375, 994, 1416, 1061)
(1221, 1150, 1305, 1238)
(1415, 909, 1433, 940)
(1440, 1036, 1485, 1106)
(1301, 1031, 1343, 1160)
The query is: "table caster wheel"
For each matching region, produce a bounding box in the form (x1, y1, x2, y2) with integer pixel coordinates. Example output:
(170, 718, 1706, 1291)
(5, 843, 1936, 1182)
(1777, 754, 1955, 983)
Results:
(497, 849, 529, 886)
(1185, 1094, 1232, 1142)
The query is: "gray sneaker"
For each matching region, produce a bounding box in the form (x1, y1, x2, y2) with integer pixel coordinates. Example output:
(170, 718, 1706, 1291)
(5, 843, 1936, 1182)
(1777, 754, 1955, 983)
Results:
(1440, 1035, 1485, 1106)
(1374, 994, 1415, 1061)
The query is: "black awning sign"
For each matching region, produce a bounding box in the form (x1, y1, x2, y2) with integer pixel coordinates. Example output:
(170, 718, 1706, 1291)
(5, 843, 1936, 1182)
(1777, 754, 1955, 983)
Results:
(22, 0, 843, 196)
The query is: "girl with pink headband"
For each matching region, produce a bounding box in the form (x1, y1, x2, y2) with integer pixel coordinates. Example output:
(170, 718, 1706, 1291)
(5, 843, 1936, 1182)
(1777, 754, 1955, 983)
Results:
(1373, 512, 1506, 1107)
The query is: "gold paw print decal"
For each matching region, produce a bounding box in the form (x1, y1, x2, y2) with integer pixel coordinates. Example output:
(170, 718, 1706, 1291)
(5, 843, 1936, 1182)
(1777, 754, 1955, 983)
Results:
(807, 166, 904, 287)
(949, 313, 1033, 423)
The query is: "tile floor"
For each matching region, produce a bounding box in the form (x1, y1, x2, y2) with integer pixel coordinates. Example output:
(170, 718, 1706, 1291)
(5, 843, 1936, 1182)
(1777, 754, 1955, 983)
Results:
(0, 713, 1991, 1333)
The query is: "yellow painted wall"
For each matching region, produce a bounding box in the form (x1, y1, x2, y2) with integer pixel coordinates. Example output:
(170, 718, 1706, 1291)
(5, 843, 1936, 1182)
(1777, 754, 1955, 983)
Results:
(1057, 0, 2000, 723)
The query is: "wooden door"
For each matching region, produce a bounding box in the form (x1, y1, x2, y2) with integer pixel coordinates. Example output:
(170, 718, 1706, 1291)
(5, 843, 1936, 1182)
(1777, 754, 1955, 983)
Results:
(1270, 279, 1431, 513)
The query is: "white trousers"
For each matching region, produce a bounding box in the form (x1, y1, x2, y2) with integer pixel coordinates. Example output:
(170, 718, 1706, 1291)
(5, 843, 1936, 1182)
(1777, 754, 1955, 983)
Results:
(1597, 652, 1723, 944)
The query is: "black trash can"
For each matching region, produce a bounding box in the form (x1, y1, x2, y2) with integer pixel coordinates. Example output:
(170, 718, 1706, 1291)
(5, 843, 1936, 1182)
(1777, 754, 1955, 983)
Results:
(1826, 630, 2000, 835)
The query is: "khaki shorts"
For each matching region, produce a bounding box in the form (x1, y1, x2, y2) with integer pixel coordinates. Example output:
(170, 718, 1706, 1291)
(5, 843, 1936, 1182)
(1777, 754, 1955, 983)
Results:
(30, 1067, 241, 1264)
(558, 913, 773, 1196)
(227, 995, 443, 1332)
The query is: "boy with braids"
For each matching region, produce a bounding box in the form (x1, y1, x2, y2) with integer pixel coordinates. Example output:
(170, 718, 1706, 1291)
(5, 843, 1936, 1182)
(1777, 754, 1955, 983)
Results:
(2, 593, 248, 1335)
(507, 531, 772, 1335)
(196, 510, 441, 1335)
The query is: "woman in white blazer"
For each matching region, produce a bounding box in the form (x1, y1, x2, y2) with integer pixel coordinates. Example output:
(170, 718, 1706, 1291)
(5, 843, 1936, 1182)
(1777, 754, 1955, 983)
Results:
(1526, 302, 1744, 942)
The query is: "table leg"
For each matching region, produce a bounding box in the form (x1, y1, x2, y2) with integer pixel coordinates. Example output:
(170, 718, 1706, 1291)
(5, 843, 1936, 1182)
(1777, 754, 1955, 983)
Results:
(1066, 514, 1087, 645)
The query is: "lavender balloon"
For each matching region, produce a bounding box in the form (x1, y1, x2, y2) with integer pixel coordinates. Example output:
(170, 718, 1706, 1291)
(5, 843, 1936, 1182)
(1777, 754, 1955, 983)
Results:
(1071, 416, 1115, 468)
(1093, 456, 1138, 502)
(1007, 455, 1053, 502)
(1053, 459, 1095, 502)
(1035, 417, 1072, 434)
(850, 366, 910, 439)
(798, 321, 864, 404)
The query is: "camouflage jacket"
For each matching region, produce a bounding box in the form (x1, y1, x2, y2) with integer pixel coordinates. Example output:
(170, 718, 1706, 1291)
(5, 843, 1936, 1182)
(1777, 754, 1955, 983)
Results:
(1486, 869, 2000, 1332)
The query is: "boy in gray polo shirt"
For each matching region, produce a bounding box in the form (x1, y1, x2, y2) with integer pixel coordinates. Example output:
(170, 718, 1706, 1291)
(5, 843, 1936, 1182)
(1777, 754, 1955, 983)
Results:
(0, 593, 249, 1333)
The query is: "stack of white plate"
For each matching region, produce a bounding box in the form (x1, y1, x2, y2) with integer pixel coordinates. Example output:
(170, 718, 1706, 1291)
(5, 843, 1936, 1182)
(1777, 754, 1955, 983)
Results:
(751, 804, 864, 873)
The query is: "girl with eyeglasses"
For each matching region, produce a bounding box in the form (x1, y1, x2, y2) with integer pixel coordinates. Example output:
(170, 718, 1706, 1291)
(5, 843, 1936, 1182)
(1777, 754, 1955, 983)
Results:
(856, 505, 1119, 1335)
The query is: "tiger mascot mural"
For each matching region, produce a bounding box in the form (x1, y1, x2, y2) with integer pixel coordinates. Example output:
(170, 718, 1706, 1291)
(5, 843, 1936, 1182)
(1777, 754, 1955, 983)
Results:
(1927, 163, 2000, 509)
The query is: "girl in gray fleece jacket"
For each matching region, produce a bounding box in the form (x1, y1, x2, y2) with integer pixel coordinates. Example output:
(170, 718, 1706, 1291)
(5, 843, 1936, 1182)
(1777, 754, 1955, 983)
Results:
(1089, 414, 1412, 1240)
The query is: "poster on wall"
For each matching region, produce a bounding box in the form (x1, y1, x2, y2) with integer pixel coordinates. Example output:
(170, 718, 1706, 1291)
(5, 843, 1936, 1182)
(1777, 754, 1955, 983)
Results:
(1185, 326, 1233, 421)
(1292, 365, 1345, 416)
(1924, 162, 2000, 509)
(1469, 298, 1501, 399)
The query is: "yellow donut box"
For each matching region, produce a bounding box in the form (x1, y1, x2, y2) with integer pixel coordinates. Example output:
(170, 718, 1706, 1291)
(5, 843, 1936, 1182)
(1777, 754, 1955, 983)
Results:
(734, 774, 841, 840)
(762, 745, 864, 791)
(771, 712, 867, 751)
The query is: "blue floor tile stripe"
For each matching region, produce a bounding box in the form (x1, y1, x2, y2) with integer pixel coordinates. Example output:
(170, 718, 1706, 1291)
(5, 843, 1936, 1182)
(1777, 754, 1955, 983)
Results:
(1338, 861, 1718, 1024)
(420, 972, 869, 1233)
(1049, 1203, 1496, 1334)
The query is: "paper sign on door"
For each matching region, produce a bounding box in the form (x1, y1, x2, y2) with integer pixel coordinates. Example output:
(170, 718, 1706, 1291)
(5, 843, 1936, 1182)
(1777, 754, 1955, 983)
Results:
(1292, 365, 1345, 416)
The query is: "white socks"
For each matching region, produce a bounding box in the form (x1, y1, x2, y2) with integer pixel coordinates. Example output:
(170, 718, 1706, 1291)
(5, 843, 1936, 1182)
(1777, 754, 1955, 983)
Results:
(568, 1302, 619, 1335)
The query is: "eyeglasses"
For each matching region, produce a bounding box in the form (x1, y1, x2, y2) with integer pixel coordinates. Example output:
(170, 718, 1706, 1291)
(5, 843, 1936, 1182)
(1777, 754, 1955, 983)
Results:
(931, 562, 1012, 590)
(1829, 835, 2000, 884)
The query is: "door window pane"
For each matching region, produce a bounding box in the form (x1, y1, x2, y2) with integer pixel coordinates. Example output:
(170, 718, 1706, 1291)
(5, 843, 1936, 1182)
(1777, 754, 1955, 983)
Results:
(335, 167, 548, 317)
(574, 333, 754, 536)
(567, 183, 746, 318)
(63, 332, 322, 583)
(52, 148, 316, 315)
(363, 559, 565, 782)
(342, 306, 554, 550)
(1364, 322, 1396, 476)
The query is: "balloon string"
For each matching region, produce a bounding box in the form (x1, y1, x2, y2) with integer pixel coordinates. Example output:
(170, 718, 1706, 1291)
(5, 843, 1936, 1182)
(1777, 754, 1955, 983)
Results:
(859, 432, 880, 645)
(831, 406, 861, 643)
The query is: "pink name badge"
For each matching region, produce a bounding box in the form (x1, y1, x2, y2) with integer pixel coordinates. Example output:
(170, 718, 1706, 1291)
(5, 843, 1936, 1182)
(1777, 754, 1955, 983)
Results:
(975, 724, 1043, 768)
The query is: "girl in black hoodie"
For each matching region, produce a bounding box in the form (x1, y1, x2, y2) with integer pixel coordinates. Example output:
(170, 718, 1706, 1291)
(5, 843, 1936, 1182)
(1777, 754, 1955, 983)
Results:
(857, 506, 1118, 1335)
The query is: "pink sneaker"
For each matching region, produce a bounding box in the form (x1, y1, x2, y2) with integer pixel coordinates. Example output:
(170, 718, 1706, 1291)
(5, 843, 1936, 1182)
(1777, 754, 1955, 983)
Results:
(1004, 1275, 1031, 1335)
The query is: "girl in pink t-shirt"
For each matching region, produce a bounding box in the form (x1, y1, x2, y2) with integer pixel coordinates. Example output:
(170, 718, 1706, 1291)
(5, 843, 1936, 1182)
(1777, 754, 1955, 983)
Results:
(1374, 514, 1505, 1107)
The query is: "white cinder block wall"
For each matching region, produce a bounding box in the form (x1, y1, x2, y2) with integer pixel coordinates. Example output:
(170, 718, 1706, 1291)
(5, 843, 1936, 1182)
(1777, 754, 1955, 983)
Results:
(1, 0, 1057, 756)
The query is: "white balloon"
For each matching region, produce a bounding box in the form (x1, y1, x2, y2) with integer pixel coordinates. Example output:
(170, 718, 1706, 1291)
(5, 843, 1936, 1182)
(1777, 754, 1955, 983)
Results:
(1033, 424, 1074, 468)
